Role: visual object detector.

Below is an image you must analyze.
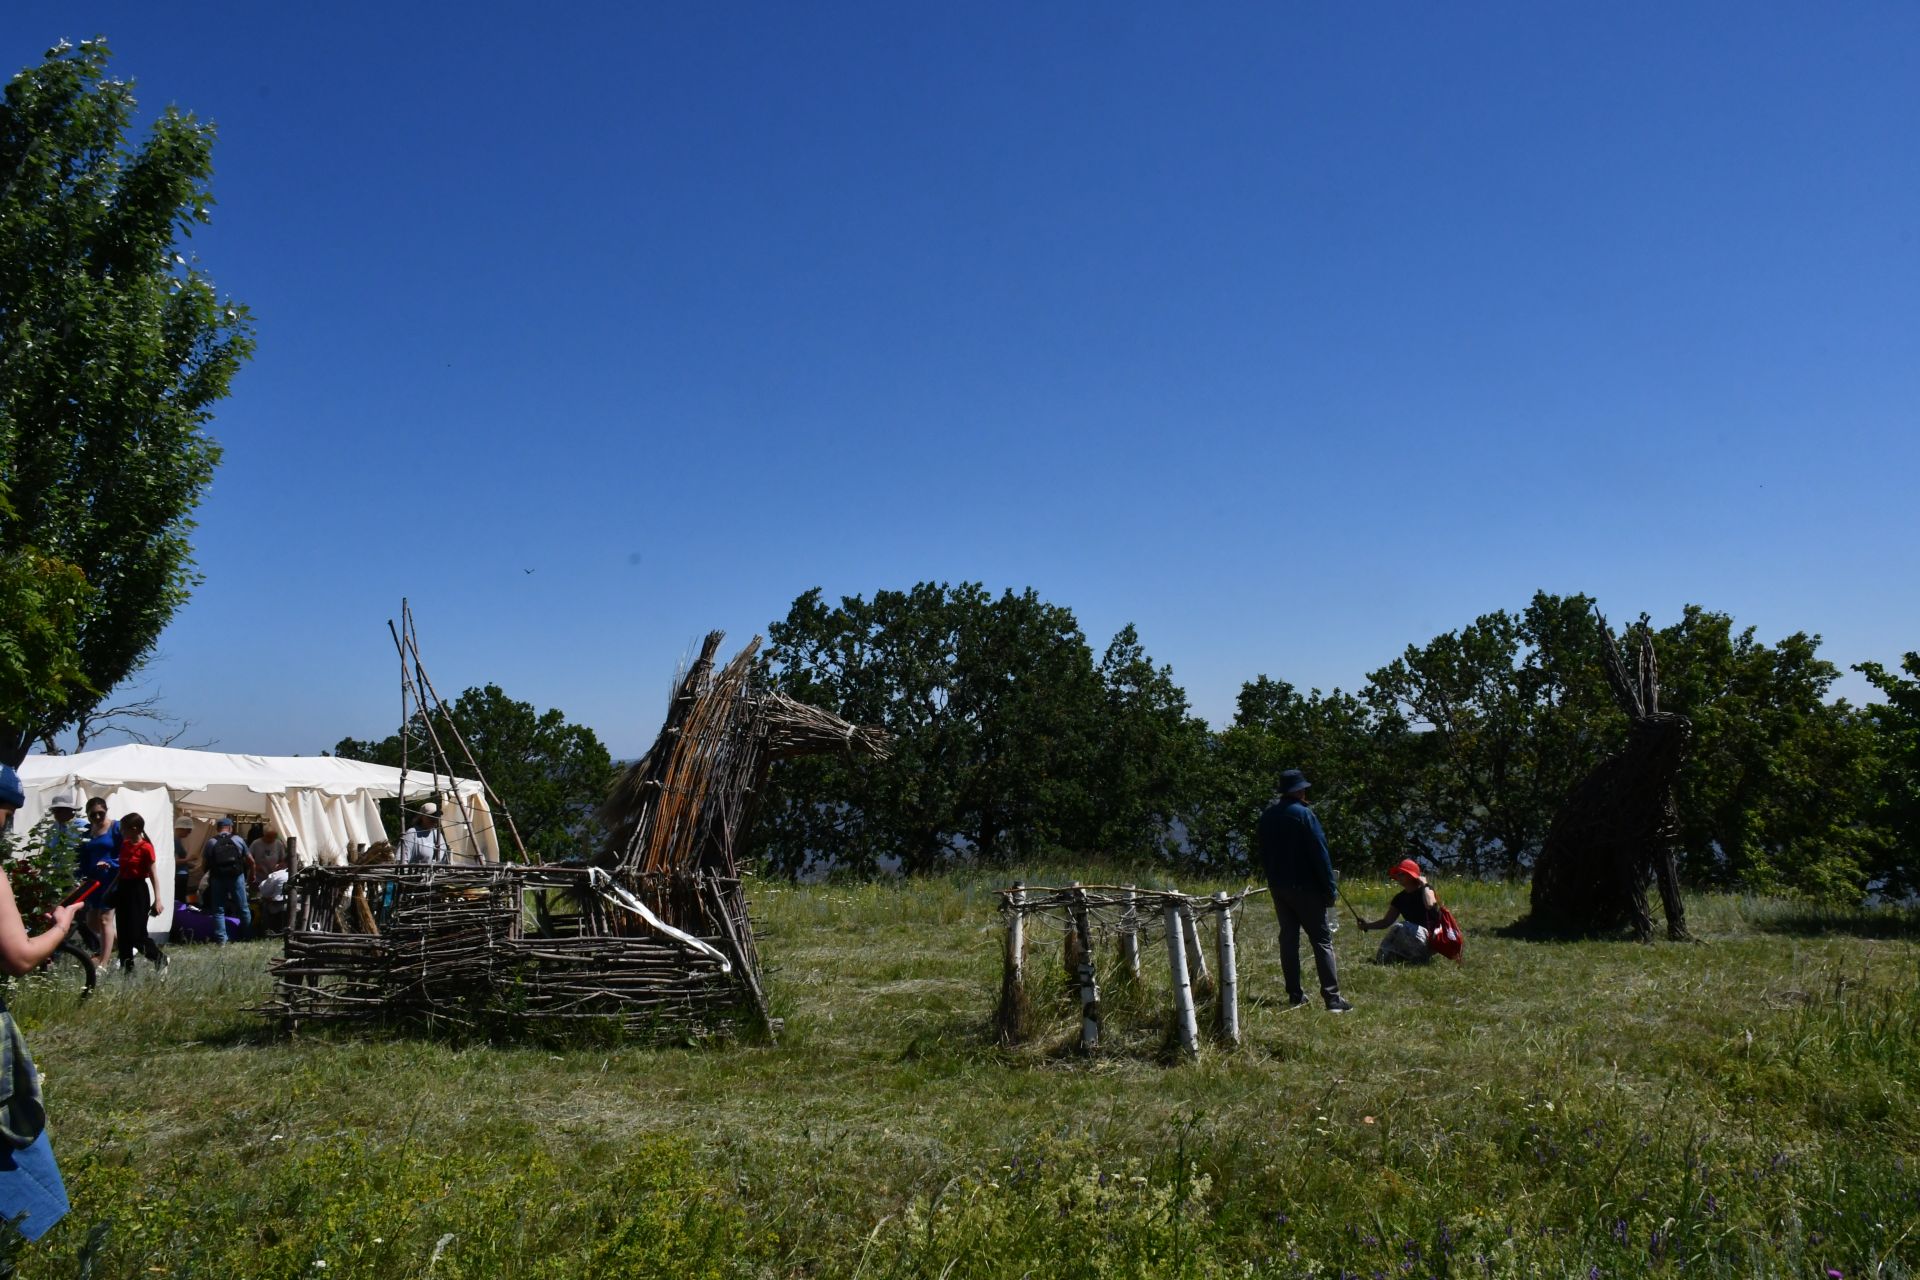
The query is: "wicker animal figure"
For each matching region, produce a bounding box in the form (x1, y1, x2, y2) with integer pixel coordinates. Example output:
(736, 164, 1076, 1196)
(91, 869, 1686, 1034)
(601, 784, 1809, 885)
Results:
(1529, 615, 1693, 941)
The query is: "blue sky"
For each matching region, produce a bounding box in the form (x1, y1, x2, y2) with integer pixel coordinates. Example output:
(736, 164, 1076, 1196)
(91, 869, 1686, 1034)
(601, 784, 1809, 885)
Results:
(10, 3, 1918, 757)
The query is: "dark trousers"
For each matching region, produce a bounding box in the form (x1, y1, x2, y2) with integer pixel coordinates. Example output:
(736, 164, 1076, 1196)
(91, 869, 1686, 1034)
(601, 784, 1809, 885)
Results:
(1271, 887, 1342, 1004)
(113, 880, 167, 971)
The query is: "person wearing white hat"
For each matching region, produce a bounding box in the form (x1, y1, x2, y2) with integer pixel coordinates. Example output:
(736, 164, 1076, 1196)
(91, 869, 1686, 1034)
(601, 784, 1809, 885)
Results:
(43, 794, 83, 880)
(398, 801, 449, 866)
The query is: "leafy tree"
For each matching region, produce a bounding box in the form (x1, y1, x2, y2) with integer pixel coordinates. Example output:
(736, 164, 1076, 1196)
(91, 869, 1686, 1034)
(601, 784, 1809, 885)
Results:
(1086, 625, 1211, 861)
(1656, 608, 1883, 901)
(334, 685, 615, 864)
(758, 584, 1181, 875)
(1362, 593, 1619, 875)
(1856, 652, 1920, 897)
(1183, 678, 1402, 875)
(0, 38, 254, 765)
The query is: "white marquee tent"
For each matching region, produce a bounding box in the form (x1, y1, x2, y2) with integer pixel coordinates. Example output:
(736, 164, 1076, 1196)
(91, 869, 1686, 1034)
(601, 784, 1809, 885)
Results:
(10, 745, 500, 936)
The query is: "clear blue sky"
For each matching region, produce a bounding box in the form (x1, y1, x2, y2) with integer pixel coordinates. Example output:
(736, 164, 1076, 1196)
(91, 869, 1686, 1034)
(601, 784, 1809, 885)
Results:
(10, 3, 1918, 757)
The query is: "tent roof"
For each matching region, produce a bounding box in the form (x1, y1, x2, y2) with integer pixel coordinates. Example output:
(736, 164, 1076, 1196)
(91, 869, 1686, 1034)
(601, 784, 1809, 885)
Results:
(20, 743, 484, 802)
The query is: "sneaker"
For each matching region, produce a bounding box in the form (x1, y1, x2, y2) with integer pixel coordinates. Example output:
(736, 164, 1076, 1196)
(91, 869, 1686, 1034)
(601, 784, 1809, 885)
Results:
(1325, 997, 1354, 1013)
(1286, 995, 1311, 1010)
(155, 954, 170, 976)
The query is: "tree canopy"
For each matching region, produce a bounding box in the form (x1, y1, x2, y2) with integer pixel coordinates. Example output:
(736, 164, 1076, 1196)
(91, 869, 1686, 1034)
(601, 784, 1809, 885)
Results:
(333, 684, 615, 864)
(756, 584, 1204, 876)
(753, 585, 1905, 904)
(0, 38, 254, 765)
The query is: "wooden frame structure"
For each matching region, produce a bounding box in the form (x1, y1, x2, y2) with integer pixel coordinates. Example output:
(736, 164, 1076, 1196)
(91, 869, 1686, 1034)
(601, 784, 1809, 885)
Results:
(265, 627, 887, 1040)
(993, 881, 1265, 1058)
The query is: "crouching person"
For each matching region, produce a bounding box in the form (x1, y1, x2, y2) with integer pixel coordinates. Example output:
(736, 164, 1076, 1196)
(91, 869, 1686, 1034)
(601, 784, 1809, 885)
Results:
(1359, 859, 1439, 964)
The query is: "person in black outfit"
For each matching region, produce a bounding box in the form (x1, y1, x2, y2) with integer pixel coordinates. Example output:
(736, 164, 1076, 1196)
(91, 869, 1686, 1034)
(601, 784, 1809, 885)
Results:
(1255, 769, 1352, 1012)
(1358, 858, 1440, 964)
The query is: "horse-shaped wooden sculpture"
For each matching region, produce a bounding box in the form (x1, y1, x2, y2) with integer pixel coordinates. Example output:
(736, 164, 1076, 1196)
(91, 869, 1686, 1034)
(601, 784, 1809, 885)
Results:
(1529, 613, 1693, 942)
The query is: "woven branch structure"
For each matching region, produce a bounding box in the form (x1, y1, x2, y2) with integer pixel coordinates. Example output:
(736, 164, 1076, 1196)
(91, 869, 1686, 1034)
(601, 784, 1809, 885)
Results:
(265, 630, 888, 1038)
(1529, 612, 1693, 942)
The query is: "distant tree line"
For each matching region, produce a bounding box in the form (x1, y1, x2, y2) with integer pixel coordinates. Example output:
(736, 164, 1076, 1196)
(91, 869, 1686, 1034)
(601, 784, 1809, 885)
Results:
(756, 583, 1917, 904)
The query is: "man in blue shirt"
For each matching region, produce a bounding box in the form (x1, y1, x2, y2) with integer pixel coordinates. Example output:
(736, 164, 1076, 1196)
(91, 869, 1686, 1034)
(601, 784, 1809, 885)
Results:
(1255, 769, 1352, 1013)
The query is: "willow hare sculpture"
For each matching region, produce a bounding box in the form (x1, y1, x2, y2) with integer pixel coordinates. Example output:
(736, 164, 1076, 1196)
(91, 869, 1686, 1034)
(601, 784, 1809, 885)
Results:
(1530, 614, 1693, 942)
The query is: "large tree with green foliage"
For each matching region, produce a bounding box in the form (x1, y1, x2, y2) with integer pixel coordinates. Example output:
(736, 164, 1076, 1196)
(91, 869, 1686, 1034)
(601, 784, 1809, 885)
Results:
(1854, 652, 1918, 897)
(0, 38, 254, 765)
(1182, 677, 1402, 875)
(1361, 593, 1621, 875)
(333, 684, 615, 864)
(757, 584, 1197, 875)
(1654, 608, 1884, 901)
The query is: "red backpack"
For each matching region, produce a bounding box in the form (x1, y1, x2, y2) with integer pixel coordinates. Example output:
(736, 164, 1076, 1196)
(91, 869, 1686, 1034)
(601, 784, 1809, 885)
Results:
(1428, 903, 1464, 961)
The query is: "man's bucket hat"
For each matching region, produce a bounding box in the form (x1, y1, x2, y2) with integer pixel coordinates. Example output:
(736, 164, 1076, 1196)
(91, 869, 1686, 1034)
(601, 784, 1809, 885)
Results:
(49, 793, 77, 812)
(1277, 768, 1311, 795)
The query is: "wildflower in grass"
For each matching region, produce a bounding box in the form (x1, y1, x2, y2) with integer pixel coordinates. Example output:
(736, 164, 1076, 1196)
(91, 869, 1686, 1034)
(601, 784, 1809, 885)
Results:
(1611, 1219, 1629, 1244)
(1589, 1268, 1602, 1280)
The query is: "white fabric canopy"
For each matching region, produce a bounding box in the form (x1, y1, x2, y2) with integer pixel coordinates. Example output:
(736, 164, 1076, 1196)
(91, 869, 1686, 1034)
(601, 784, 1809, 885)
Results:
(13, 745, 500, 873)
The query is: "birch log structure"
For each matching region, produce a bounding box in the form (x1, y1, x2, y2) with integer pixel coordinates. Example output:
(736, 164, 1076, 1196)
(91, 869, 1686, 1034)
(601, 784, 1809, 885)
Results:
(994, 882, 1031, 1045)
(1212, 890, 1240, 1048)
(267, 628, 888, 1041)
(1118, 885, 1142, 982)
(1164, 900, 1200, 1057)
(988, 882, 1264, 1059)
(1070, 884, 1101, 1051)
(1181, 904, 1214, 1001)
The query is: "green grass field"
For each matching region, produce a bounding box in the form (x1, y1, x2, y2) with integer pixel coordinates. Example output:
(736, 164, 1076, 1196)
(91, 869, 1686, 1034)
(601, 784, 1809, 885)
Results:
(5, 875, 1916, 1278)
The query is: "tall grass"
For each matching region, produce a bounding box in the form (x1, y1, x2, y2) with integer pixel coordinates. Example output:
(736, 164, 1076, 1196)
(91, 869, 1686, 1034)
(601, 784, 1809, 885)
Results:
(2, 874, 1914, 1277)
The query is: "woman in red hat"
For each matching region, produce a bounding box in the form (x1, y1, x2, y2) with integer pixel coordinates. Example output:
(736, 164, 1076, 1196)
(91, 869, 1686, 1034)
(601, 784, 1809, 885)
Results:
(1357, 858, 1440, 964)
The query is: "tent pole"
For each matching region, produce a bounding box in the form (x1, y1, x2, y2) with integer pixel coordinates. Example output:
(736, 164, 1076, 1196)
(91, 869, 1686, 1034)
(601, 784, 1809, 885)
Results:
(402, 610, 528, 863)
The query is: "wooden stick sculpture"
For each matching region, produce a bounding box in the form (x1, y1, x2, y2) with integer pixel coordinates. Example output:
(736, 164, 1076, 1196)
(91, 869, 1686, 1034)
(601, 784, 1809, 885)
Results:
(268, 629, 887, 1040)
(1529, 613, 1693, 942)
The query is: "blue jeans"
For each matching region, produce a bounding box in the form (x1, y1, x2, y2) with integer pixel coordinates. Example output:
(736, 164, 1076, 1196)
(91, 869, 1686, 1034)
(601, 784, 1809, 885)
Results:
(205, 873, 251, 943)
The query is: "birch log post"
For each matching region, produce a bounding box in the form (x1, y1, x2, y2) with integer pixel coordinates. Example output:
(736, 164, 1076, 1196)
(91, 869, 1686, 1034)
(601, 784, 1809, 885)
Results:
(1164, 900, 1200, 1058)
(1119, 885, 1142, 982)
(1182, 900, 1214, 1000)
(1071, 885, 1101, 1051)
(994, 882, 1031, 1044)
(1213, 891, 1240, 1048)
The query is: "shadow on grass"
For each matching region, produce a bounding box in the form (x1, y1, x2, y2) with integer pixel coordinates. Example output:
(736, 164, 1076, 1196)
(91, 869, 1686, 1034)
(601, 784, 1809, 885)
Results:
(1751, 908, 1920, 940)
(1489, 915, 1644, 944)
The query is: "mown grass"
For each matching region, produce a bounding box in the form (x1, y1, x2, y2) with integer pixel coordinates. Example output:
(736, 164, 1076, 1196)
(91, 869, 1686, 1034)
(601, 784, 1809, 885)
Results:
(3, 874, 1915, 1277)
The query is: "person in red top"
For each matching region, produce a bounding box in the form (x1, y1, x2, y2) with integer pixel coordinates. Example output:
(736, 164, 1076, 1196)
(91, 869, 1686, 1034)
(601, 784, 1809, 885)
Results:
(1357, 857, 1441, 964)
(111, 813, 169, 975)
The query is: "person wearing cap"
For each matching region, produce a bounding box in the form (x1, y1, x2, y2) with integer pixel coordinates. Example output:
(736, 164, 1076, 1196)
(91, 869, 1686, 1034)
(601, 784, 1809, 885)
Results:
(398, 802, 449, 866)
(42, 794, 83, 880)
(1255, 768, 1353, 1013)
(0, 764, 84, 1241)
(1358, 858, 1441, 964)
(201, 817, 254, 944)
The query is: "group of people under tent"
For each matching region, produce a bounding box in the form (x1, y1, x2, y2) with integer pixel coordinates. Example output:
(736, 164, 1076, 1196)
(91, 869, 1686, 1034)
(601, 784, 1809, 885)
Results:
(0, 765, 463, 1242)
(18, 790, 459, 974)
(1255, 767, 1464, 1014)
